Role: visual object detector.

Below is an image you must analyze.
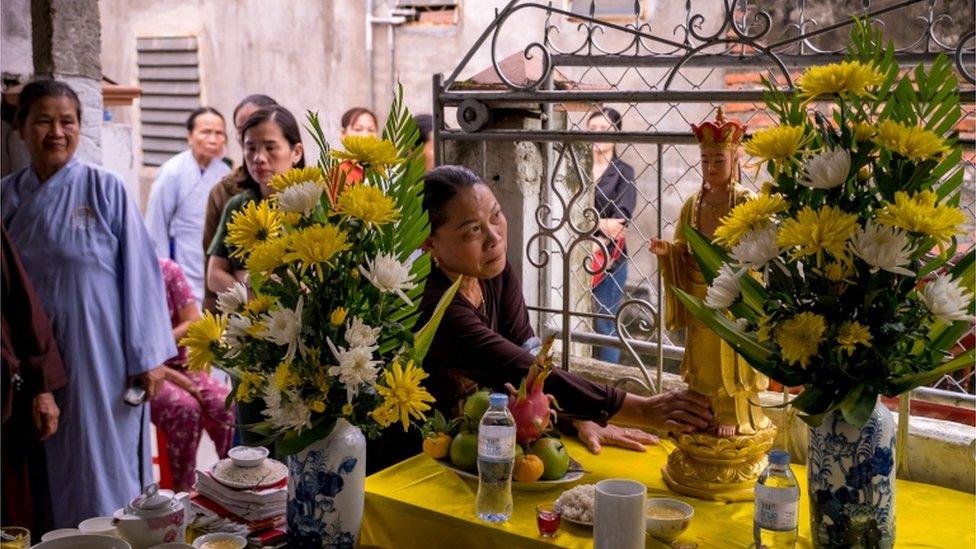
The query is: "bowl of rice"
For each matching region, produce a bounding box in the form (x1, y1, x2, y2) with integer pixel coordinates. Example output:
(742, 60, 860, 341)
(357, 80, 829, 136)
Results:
(553, 484, 595, 526)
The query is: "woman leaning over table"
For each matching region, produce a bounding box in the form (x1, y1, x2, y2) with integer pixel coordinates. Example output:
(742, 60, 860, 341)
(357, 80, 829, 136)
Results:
(417, 165, 713, 455)
(1, 80, 175, 528)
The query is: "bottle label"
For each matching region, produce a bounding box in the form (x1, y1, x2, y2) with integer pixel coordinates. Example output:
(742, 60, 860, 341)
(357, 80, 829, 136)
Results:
(754, 485, 799, 531)
(478, 425, 515, 460)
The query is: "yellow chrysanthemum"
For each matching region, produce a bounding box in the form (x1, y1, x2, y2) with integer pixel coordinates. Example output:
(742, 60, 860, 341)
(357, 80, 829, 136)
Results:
(331, 136, 402, 172)
(330, 307, 348, 327)
(273, 362, 299, 390)
(180, 311, 226, 372)
(713, 193, 789, 248)
(836, 321, 873, 356)
(268, 166, 325, 192)
(797, 61, 884, 101)
(369, 404, 397, 428)
(342, 403, 355, 416)
(372, 359, 435, 431)
(309, 400, 326, 413)
(244, 295, 275, 316)
(873, 120, 949, 162)
(313, 369, 331, 394)
(824, 260, 854, 283)
(336, 185, 399, 227)
(876, 190, 965, 244)
(284, 224, 351, 274)
(756, 315, 773, 343)
(775, 312, 827, 368)
(226, 200, 284, 258)
(245, 237, 290, 274)
(235, 371, 263, 403)
(247, 320, 267, 339)
(744, 125, 810, 162)
(853, 122, 876, 142)
(281, 212, 303, 227)
(777, 205, 858, 262)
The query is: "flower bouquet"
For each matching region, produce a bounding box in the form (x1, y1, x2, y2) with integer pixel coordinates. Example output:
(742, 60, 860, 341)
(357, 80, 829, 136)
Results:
(676, 21, 974, 427)
(181, 89, 460, 454)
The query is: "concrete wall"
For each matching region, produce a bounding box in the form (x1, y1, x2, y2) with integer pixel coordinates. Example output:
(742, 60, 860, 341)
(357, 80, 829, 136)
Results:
(1, 0, 33, 76)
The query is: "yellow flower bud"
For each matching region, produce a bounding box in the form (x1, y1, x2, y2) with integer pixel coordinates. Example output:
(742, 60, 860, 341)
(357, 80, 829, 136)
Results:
(310, 400, 326, 413)
(342, 403, 354, 416)
(351, 268, 361, 280)
(330, 307, 348, 326)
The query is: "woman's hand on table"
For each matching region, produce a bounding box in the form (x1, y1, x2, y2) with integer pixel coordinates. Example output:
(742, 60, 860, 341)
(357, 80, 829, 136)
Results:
(616, 390, 713, 433)
(574, 420, 659, 454)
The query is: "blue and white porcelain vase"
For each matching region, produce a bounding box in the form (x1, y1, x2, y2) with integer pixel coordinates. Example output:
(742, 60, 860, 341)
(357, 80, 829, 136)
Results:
(808, 398, 896, 549)
(287, 418, 366, 548)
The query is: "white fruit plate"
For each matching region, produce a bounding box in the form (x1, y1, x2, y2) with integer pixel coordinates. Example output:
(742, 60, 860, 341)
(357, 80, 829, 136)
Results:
(436, 457, 586, 492)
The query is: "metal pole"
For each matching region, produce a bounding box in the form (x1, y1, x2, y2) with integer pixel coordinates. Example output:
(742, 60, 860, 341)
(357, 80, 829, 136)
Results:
(432, 73, 444, 167)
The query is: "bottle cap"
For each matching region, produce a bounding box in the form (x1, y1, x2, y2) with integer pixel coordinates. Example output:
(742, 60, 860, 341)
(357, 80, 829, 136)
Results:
(489, 393, 508, 407)
(768, 449, 791, 465)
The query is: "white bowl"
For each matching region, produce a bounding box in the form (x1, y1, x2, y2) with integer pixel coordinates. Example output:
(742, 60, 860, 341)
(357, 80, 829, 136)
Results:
(192, 533, 247, 549)
(150, 543, 194, 548)
(78, 516, 120, 538)
(40, 528, 81, 542)
(645, 497, 694, 542)
(32, 534, 131, 549)
(227, 445, 269, 468)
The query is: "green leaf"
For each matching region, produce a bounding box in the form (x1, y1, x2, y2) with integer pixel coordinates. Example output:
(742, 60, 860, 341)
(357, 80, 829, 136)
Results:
(672, 287, 774, 369)
(277, 416, 338, 456)
(886, 348, 976, 394)
(789, 386, 838, 416)
(683, 224, 769, 315)
(411, 275, 463, 364)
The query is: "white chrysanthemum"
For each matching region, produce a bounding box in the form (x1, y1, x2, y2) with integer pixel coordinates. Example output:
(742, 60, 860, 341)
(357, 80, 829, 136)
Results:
(360, 252, 417, 305)
(216, 282, 249, 314)
(849, 221, 915, 276)
(730, 224, 779, 266)
(705, 264, 744, 309)
(345, 316, 381, 348)
(800, 148, 851, 189)
(919, 275, 974, 323)
(327, 339, 381, 402)
(223, 314, 252, 357)
(261, 385, 312, 431)
(276, 180, 323, 215)
(260, 297, 304, 363)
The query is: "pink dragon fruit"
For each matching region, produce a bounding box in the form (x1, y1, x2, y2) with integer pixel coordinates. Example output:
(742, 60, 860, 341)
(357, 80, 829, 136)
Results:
(505, 337, 559, 445)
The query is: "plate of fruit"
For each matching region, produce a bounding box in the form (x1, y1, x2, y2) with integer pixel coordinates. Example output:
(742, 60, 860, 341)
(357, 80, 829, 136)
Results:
(422, 339, 587, 491)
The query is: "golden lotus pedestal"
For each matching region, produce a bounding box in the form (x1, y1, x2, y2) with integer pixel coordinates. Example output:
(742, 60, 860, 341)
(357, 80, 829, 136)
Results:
(662, 426, 777, 502)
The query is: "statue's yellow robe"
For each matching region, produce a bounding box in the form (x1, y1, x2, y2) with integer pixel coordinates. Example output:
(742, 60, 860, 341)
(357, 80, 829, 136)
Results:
(659, 189, 770, 435)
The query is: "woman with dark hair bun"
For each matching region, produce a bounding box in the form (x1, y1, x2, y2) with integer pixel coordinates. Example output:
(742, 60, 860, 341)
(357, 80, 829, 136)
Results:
(416, 165, 712, 458)
(587, 107, 636, 363)
(1, 79, 175, 528)
(340, 106, 379, 138)
(145, 105, 229, 304)
(202, 94, 278, 313)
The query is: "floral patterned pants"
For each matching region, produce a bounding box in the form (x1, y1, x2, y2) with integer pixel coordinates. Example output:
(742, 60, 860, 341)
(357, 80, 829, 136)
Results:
(150, 372, 235, 489)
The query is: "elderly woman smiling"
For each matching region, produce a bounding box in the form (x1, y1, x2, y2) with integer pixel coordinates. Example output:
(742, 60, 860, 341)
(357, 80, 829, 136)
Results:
(418, 165, 714, 454)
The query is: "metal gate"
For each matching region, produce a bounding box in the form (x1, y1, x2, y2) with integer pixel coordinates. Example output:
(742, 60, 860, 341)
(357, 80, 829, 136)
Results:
(431, 0, 975, 410)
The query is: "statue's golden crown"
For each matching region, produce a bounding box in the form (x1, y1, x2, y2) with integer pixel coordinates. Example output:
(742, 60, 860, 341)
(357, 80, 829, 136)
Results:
(691, 107, 747, 149)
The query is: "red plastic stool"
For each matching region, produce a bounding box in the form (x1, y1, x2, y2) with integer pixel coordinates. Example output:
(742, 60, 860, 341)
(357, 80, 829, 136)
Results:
(154, 428, 174, 489)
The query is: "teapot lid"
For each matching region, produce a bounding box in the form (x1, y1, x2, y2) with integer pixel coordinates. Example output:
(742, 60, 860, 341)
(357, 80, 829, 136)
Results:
(130, 483, 171, 511)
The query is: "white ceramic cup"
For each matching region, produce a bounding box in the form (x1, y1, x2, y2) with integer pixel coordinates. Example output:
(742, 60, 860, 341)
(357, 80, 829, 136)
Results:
(77, 516, 120, 538)
(40, 528, 81, 542)
(594, 478, 647, 549)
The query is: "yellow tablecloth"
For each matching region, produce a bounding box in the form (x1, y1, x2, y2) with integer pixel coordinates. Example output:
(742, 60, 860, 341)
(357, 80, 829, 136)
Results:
(362, 438, 975, 548)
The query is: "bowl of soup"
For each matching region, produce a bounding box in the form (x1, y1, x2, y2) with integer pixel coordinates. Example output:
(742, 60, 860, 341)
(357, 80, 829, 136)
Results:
(645, 497, 694, 542)
(191, 533, 246, 549)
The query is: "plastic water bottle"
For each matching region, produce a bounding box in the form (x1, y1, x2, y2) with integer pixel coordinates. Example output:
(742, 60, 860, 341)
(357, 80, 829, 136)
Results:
(754, 449, 799, 549)
(475, 393, 515, 522)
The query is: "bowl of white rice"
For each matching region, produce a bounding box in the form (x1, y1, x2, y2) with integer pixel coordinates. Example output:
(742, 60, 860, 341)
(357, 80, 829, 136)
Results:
(553, 484, 595, 526)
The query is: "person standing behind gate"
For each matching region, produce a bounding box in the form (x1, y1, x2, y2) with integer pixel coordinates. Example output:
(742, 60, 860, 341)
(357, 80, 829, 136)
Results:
(1, 79, 175, 528)
(146, 107, 230, 304)
(587, 108, 636, 364)
(340, 106, 379, 138)
(202, 94, 277, 313)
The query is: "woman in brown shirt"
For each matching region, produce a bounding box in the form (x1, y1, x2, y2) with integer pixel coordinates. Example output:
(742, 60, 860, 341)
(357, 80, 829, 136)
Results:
(419, 166, 713, 455)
